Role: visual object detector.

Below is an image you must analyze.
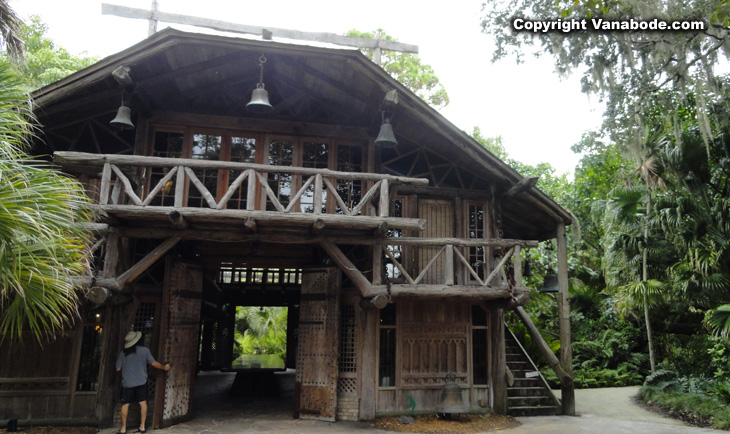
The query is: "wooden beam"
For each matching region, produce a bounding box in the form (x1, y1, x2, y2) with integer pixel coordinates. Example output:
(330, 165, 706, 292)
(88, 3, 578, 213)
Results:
(97, 205, 427, 232)
(513, 305, 573, 387)
(116, 236, 182, 287)
(557, 222, 575, 415)
(319, 241, 371, 296)
(359, 294, 389, 310)
(101, 3, 419, 53)
(367, 284, 529, 299)
(54, 151, 430, 186)
(503, 176, 539, 198)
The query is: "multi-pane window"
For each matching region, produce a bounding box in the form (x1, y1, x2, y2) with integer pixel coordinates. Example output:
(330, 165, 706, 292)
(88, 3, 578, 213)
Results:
(338, 304, 357, 372)
(227, 137, 257, 210)
(472, 305, 488, 385)
(300, 142, 329, 213)
(336, 145, 363, 213)
(379, 303, 397, 387)
(267, 139, 294, 210)
(149, 131, 184, 206)
(188, 134, 221, 207)
(385, 199, 404, 280)
(468, 203, 486, 280)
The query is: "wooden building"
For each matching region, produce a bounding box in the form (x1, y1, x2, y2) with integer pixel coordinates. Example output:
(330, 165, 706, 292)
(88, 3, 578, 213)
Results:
(0, 29, 574, 428)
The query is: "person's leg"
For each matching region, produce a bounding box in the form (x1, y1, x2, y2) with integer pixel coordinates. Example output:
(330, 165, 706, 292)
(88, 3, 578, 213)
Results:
(139, 400, 147, 431)
(120, 403, 129, 433)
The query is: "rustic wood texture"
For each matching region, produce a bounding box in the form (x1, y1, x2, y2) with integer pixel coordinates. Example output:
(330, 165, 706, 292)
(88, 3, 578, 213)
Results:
(154, 259, 203, 428)
(418, 199, 453, 284)
(296, 268, 340, 422)
(557, 222, 575, 415)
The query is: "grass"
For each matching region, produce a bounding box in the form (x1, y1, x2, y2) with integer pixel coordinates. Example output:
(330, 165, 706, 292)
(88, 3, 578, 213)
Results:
(638, 385, 730, 430)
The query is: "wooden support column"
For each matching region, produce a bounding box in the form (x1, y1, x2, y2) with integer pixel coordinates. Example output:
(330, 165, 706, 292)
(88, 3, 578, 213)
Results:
(95, 233, 122, 426)
(358, 307, 378, 420)
(490, 307, 507, 414)
(557, 222, 575, 415)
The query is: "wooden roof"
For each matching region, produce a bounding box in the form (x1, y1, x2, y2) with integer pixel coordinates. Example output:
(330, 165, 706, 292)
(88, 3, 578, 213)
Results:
(31, 28, 571, 240)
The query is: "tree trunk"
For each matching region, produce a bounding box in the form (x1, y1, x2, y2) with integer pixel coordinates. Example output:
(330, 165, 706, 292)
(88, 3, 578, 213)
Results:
(643, 187, 656, 373)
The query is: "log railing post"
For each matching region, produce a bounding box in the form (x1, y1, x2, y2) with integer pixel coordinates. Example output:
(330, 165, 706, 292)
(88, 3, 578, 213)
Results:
(379, 179, 389, 217)
(445, 244, 454, 285)
(313, 174, 323, 214)
(99, 163, 112, 205)
(246, 169, 257, 211)
(174, 165, 185, 208)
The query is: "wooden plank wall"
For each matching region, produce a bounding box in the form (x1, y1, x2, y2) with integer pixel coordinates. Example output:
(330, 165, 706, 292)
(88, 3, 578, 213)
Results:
(0, 328, 97, 421)
(376, 300, 484, 414)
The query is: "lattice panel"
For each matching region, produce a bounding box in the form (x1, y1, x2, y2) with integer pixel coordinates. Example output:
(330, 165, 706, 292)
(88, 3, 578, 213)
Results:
(338, 304, 357, 373)
(337, 377, 357, 395)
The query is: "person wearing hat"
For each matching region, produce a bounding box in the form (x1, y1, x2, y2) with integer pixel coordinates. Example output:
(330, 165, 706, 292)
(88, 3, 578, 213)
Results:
(116, 331, 170, 434)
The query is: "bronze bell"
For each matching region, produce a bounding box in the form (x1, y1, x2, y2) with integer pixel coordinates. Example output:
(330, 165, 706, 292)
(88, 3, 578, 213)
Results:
(246, 83, 274, 113)
(375, 120, 398, 148)
(436, 373, 467, 415)
(110, 105, 134, 129)
(541, 272, 559, 293)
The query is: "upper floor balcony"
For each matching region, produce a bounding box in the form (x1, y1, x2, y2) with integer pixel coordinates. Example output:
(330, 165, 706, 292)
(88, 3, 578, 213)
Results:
(54, 151, 428, 238)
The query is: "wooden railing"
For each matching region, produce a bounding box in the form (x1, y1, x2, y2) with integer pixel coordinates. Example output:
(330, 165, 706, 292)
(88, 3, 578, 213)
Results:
(54, 152, 429, 218)
(380, 237, 538, 288)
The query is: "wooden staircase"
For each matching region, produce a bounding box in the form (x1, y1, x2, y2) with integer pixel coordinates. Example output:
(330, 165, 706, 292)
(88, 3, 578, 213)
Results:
(505, 327, 562, 417)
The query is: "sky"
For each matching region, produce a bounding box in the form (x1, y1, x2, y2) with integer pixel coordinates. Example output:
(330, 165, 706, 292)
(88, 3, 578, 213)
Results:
(11, 0, 605, 175)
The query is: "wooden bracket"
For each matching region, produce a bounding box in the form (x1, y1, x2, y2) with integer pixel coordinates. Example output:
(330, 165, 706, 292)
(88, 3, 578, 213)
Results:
(319, 241, 372, 297)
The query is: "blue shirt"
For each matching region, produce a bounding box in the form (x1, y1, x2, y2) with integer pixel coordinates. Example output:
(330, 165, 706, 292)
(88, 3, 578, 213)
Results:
(116, 346, 156, 388)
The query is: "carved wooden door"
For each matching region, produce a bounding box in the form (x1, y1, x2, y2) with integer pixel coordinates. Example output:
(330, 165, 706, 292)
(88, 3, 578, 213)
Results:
(295, 267, 340, 421)
(153, 259, 203, 428)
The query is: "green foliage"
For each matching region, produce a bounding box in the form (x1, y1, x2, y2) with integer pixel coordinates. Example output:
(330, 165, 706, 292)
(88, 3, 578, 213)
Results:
(345, 29, 449, 109)
(8, 16, 97, 91)
(639, 385, 730, 429)
(233, 306, 287, 360)
(0, 61, 92, 340)
(482, 0, 730, 148)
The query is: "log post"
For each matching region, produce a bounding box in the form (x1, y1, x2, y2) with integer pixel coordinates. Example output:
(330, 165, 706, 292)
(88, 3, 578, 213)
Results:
(168, 210, 188, 229)
(513, 245, 522, 287)
(311, 218, 326, 235)
(490, 307, 507, 414)
(513, 305, 573, 388)
(557, 222, 575, 415)
(359, 294, 389, 310)
(445, 244, 454, 286)
(379, 179, 389, 217)
(243, 217, 257, 233)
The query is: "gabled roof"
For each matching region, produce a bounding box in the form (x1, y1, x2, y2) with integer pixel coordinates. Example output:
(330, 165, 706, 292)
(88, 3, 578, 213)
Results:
(32, 28, 571, 240)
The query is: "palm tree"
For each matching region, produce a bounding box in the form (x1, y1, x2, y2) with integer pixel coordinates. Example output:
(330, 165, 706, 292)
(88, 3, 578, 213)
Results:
(0, 59, 92, 340)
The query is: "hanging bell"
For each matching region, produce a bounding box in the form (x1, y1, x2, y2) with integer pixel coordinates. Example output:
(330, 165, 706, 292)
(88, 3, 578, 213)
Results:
(246, 83, 274, 113)
(436, 373, 467, 415)
(524, 260, 533, 277)
(541, 272, 559, 293)
(110, 105, 134, 129)
(375, 120, 398, 148)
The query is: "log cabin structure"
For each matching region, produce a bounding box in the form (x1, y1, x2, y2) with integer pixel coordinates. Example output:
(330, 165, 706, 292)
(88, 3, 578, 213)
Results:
(0, 28, 574, 428)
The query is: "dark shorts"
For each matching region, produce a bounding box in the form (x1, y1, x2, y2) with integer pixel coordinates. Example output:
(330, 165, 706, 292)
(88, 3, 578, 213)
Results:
(120, 384, 148, 404)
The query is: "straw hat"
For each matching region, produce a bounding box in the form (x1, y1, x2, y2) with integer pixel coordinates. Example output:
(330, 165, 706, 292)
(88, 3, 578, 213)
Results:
(124, 331, 142, 348)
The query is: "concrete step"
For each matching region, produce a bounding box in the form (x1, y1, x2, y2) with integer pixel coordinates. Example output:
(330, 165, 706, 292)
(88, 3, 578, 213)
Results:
(508, 405, 561, 417)
(511, 377, 542, 387)
(508, 395, 556, 407)
(507, 386, 551, 397)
